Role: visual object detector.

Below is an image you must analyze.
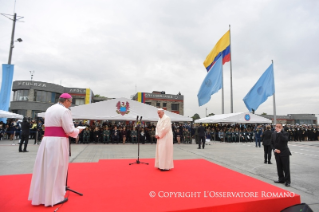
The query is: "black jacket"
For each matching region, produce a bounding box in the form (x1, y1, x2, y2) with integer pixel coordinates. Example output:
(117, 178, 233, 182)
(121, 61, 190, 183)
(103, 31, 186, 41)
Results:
(197, 126, 206, 137)
(271, 131, 291, 156)
(262, 130, 272, 145)
(21, 121, 31, 136)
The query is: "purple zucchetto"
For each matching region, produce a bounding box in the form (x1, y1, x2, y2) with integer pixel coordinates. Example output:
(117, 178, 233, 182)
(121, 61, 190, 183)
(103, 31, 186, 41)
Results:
(59, 93, 72, 99)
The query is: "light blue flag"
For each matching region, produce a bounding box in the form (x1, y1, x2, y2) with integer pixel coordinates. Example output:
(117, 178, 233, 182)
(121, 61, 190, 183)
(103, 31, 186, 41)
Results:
(243, 64, 275, 112)
(0, 64, 15, 122)
(197, 56, 223, 106)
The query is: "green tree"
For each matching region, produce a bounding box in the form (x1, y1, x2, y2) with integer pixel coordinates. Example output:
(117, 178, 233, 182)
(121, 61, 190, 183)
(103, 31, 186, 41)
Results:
(261, 112, 267, 115)
(191, 113, 200, 121)
(94, 94, 106, 97)
(207, 113, 215, 117)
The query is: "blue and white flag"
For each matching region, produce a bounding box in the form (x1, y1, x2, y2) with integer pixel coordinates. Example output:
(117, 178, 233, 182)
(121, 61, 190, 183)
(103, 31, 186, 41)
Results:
(197, 56, 223, 106)
(243, 64, 275, 112)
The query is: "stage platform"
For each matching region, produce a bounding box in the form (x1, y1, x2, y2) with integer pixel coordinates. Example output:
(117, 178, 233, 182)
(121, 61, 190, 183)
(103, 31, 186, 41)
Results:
(0, 159, 300, 211)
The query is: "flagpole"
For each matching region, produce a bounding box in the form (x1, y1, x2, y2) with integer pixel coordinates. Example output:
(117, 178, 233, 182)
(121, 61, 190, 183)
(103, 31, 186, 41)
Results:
(222, 58, 224, 114)
(272, 60, 277, 125)
(229, 25, 233, 113)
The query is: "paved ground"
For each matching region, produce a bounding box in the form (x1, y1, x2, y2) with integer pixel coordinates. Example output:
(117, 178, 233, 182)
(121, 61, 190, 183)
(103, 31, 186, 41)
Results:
(1, 139, 318, 211)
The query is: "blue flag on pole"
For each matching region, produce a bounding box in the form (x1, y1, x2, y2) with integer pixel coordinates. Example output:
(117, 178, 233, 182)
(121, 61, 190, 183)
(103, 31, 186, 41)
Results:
(243, 64, 275, 112)
(197, 56, 223, 106)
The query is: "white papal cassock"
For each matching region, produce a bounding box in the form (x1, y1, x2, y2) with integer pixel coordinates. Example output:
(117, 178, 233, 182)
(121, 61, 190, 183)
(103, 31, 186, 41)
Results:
(155, 114, 174, 170)
(28, 103, 79, 206)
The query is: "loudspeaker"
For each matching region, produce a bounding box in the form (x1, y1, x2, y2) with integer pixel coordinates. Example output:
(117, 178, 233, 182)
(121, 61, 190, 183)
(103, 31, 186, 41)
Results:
(281, 203, 313, 212)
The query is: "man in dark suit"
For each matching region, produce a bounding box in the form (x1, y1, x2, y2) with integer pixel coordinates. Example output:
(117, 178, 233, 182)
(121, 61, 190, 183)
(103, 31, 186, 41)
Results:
(197, 123, 206, 149)
(262, 125, 272, 164)
(19, 117, 31, 152)
(271, 123, 291, 187)
(112, 126, 119, 144)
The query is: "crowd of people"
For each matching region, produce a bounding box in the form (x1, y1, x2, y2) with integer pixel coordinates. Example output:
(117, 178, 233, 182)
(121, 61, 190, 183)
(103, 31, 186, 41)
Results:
(70, 121, 193, 144)
(193, 123, 319, 145)
(0, 119, 44, 144)
(1, 119, 318, 145)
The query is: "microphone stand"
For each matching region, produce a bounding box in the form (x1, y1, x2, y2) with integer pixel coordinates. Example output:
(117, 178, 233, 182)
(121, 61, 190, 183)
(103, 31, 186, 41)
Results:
(129, 116, 149, 165)
(66, 139, 83, 195)
(54, 139, 83, 207)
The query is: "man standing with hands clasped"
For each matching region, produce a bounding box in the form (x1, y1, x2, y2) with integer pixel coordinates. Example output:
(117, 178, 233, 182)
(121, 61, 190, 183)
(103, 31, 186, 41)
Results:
(271, 123, 292, 187)
(155, 108, 174, 171)
(197, 123, 206, 149)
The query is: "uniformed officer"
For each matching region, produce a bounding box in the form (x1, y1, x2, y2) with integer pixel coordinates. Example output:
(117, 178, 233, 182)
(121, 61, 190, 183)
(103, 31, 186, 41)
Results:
(184, 128, 191, 144)
(83, 127, 91, 144)
(131, 127, 137, 143)
(102, 126, 110, 143)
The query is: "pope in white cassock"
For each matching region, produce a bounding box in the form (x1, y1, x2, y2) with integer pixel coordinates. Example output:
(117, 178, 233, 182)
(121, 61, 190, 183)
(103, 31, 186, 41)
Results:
(28, 93, 83, 206)
(155, 108, 174, 171)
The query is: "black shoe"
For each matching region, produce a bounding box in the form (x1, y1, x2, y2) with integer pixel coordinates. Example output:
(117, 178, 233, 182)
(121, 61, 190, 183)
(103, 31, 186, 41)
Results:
(268, 161, 272, 164)
(19, 150, 23, 152)
(53, 198, 68, 206)
(23, 150, 29, 152)
(274, 180, 285, 183)
(197, 148, 201, 149)
(264, 161, 267, 164)
(160, 169, 169, 171)
(285, 182, 290, 187)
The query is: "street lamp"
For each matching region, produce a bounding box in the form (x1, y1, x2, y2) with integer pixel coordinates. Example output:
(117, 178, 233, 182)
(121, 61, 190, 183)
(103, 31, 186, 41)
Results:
(1, 13, 24, 64)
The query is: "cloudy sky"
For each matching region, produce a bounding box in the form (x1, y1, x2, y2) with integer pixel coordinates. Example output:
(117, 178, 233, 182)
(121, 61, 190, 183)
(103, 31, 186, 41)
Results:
(1, 0, 318, 119)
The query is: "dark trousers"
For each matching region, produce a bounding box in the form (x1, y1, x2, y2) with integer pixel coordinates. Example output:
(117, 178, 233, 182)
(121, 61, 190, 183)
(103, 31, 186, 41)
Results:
(19, 134, 29, 151)
(140, 135, 145, 144)
(255, 137, 261, 147)
(103, 135, 110, 143)
(274, 153, 291, 183)
(195, 135, 199, 144)
(83, 135, 90, 143)
(38, 130, 43, 141)
(198, 135, 205, 149)
(113, 136, 119, 144)
(263, 145, 272, 162)
(150, 136, 156, 143)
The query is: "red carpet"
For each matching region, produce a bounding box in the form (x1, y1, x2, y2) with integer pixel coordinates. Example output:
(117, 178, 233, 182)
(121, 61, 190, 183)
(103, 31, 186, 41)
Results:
(0, 159, 300, 212)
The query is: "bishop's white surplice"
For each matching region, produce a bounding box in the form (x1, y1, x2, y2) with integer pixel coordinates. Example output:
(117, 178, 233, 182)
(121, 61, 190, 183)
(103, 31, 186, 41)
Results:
(155, 114, 174, 170)
(28, 103, 79, 206)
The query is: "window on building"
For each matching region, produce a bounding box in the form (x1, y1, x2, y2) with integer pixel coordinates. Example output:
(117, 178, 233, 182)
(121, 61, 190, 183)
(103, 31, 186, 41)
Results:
(163, 103, 167, 107)
(145, 102, 151, 105)
(55, 93, 61, 103)
(13, 90, 29, 101)
(51, 93, 56, 103)
(156, 102, 161, 107)
(171, 104, 179, 111)
(34, 90, 52, 103)
(75, 98, 85, 106)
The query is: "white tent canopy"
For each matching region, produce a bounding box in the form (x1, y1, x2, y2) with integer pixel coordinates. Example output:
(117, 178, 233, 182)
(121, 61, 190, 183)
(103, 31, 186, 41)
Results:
(38, 97, 192, 122)
(0, 110, 24, 119)
(195, 112, 272, 124)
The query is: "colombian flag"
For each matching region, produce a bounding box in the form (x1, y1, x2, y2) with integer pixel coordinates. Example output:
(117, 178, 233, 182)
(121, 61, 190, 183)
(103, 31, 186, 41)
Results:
(137, 92, 145, 103)
(203, 30, 230, 72)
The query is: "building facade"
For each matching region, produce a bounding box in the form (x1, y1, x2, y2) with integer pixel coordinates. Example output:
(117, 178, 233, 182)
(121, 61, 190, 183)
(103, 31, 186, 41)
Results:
(10, 80, 95, 118)
(132, 91, 184, 115)
(261, 114, 317, 125)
